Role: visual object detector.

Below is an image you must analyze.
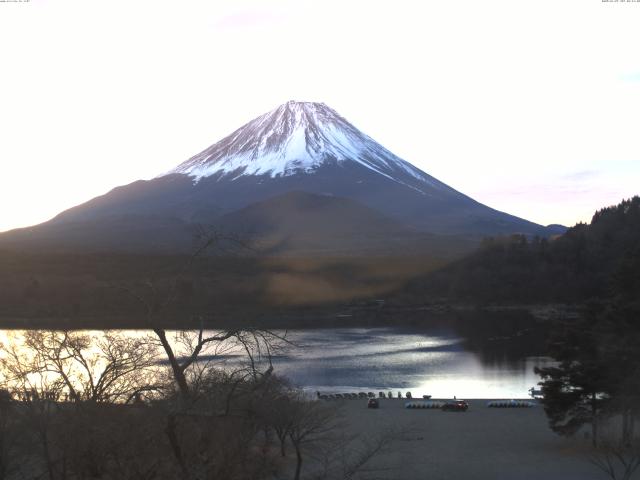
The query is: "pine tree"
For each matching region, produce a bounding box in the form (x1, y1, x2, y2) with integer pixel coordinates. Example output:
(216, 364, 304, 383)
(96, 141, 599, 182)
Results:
(535, 309, 612, 446)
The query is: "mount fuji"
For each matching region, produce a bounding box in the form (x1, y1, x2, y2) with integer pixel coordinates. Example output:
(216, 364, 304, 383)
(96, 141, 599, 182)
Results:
(169, 100, 444, 187)
(0, 101, 561, 255)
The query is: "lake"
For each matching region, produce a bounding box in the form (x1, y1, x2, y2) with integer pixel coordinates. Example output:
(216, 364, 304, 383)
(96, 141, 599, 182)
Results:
(269, 327, 552, 399)
(0, 326, 552, 399)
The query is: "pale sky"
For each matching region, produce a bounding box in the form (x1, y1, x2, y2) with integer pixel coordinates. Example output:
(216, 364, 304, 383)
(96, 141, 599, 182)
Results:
(1, 0, 639, 232)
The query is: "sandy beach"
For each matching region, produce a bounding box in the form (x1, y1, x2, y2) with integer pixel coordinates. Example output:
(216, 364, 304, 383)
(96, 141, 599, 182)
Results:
(323, 398, 603, 480)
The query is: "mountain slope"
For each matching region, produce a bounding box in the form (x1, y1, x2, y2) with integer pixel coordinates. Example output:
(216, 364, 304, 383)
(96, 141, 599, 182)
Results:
(216, 191, 474, 256)
(0, 191, 475, 257)
(0, 101, 559, 255)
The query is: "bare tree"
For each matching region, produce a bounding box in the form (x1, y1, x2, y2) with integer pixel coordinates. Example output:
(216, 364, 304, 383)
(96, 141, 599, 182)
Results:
(589, 436, 640, 480)
(2, 330, 160, 403)
(1, 339, 65, 480)
(311, 431, 397, 480)
(0, 330, 165, 480)
(270, 394, 295, 458)
(148, 327, 286, 401)
(0, 231, 302, 480)
(286, 396, 339, 480)
(117, 230, 289, 401)
(112, 231, 295, 480)
(55, 401, 173, 480)
(0, 389, 23, 480)
(272, 395, 398, 480)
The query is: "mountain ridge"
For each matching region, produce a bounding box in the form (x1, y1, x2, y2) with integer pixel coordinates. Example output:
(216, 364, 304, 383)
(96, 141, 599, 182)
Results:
(0, 101, 563, 255)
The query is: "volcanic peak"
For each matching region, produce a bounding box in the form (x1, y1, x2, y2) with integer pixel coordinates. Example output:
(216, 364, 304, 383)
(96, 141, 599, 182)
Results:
(167, 101, 434, 186)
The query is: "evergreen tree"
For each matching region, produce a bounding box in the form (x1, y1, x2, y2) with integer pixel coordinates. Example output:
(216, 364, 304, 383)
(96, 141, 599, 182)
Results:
(535, 310, 612, 446)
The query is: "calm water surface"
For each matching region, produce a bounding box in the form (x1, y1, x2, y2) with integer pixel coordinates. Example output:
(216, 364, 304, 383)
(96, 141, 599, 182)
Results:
(272, 328, 551, 399)
(1, 327, 552, 399)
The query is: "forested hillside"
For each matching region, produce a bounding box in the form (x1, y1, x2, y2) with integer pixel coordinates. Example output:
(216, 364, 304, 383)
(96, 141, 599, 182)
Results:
(399, 196, 640, 305)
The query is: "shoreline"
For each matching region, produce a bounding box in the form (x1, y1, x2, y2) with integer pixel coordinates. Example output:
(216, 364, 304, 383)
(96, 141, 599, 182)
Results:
(0, 303, 579, 330)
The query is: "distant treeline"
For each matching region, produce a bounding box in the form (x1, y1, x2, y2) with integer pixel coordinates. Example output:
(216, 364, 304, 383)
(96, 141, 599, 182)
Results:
(3, 197, 639, 328)
(0, 247, 446, 328)
(399, 196, 640, 305)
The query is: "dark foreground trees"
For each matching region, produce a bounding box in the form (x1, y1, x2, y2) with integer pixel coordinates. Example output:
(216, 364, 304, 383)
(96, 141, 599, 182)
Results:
(536, 307, 640, 451)
(535, 243, 640, 449)
(533, 199, 640, 475)
(0, 232, 400, 479)
(0, 329, 393, 480)
(534, 311, 611, 446)
(588, 434, 640, 480)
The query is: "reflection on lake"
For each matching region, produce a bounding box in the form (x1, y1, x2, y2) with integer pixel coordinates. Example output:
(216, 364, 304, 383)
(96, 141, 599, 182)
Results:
(0, 326, 552, 399)
(271, 328, 552, 399)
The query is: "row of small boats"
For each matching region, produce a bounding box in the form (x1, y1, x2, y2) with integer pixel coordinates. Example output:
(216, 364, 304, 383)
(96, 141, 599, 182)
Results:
(317, 391, 419, 400)
(486, 400, 535, 408)
(405, 401, 445, 409)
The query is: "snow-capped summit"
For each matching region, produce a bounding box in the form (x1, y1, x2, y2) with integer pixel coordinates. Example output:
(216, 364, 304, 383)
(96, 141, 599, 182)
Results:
(167, 101, 441, 192)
